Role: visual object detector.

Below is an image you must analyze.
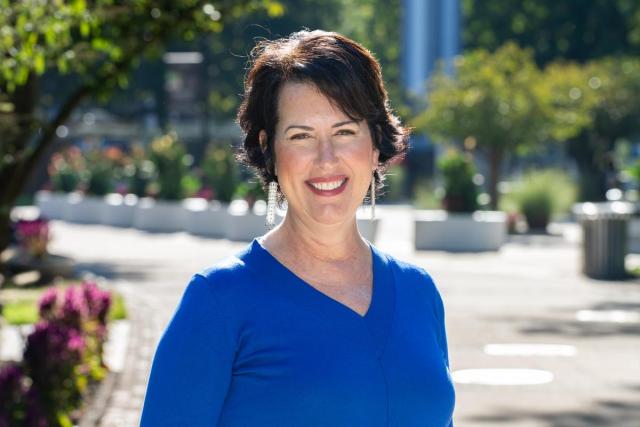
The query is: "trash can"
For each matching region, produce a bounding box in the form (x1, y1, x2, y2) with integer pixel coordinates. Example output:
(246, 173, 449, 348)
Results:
(573, 202, 634, 280)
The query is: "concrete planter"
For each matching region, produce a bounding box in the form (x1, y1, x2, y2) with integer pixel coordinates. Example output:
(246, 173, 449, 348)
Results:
(356, 207, 380, 243)
(63, 193, 106, 224)
(225, 200, 283, 241)
(414, 210, 507, 252)
(133, 198, 187, 232)
(100, 193, 139, 227)
(184, 198, 230, 238)
(35, 191, 68, 220)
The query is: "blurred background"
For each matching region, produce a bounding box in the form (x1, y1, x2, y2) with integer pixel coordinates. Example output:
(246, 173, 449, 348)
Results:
(1, 1, 640, 426)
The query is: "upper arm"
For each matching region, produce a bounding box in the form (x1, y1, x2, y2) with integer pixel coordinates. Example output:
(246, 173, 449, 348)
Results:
(140, 274, 235, 426)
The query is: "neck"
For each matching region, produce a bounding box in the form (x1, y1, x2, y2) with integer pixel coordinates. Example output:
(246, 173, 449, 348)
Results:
(264, 211, 369, 263)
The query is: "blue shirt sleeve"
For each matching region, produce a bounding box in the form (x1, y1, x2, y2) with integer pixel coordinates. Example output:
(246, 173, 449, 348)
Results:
(140, 274, 234, 426)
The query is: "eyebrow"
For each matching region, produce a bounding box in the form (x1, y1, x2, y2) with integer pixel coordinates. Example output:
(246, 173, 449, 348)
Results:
(284, 120, 358, 133)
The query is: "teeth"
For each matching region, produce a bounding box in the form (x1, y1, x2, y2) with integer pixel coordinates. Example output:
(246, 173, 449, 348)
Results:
(310, 179, 345, 191)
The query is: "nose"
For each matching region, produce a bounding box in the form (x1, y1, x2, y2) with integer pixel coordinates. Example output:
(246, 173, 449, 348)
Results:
(315, 137, 339, 169)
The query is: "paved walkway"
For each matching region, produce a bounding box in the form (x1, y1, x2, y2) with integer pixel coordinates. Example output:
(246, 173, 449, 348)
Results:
(46, 206, 640, 427)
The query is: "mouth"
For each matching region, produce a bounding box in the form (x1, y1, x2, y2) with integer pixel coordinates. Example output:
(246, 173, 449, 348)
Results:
(305, 176, 348, 196)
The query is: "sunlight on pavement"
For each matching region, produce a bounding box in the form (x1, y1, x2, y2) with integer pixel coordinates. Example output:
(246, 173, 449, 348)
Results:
(452, 369, 554, 385)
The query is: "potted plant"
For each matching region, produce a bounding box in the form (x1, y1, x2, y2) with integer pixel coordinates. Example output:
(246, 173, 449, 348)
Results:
(133, 133, 190, 232)
(185, 144, 239, 238)
(64, 149, 114, 224)
(36, 146, 83, 220)
(414, 150, 507, 251)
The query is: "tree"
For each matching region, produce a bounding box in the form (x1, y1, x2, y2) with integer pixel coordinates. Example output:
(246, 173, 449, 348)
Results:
(414, 43, 552, 210)
(0, 0, 283, 256)
(462, 0, 640, 66)
(462, 0, 640, 201)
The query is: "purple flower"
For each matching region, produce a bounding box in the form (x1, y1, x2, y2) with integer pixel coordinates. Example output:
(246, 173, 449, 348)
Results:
(0, 363, 29, 426)
(37, 287, 59, 320)
(60, 286, 88, 329)
(80, 281, 112, 325)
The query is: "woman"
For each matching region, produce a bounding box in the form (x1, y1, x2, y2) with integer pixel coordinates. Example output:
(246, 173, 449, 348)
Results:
(140, 30, 455, 426)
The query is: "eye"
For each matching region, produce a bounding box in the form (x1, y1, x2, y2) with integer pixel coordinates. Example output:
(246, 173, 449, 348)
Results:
(290, 133, 311, 140)
(336, 129, 356, 136)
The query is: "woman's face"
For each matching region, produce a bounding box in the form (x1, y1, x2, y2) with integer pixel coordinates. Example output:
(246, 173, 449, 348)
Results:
(262, 82, 379, 227)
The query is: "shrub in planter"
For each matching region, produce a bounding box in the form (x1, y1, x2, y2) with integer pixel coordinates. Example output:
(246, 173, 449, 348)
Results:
(124, 144, 156, 197)
(48, 146, 85, 193)
(84, 150, 115, 197)
(233, 180, 266, 209)
(149, 133, 190, 200)
(201, 144, 240, 203)
(437, 149, 479, 213)
(512, 169, 577, 230)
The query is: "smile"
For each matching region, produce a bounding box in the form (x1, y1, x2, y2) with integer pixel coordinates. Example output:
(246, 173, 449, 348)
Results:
(305, 177, 348, 196)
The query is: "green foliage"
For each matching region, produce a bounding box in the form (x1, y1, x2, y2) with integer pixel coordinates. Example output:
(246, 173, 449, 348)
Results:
(233, 180, 266, 207)
(48, 147, 84, 193)
(437, 150, 479, 213)
(148, 133, 190, 200)
(412, 179, 442, 210)
(84, 150, 114, 196)
(201, 143, 239, 203)
(462, 0, 640, 66)
(416, 43, 551, 154)
(506, 169, 577, 229)
(1, 298, 38, 325)
(107, 292, 127, 321)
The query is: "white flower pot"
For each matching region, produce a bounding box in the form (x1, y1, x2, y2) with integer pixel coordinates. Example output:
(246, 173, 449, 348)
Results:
(35, 191, 68, 220)
(63, 193, 106, 224)
(100, 193, 139, 227)
(225, 200, 283, 241)
(133, 198, 188, 232)
(184, 198, 230, 238)
(356, 206, 380, 243)
(414, 210, 507, 252)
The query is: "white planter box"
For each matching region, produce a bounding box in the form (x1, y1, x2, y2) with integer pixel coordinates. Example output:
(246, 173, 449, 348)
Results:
(184, 198, 230, 238)
(100, 193, 139, 227)
(63, 193, 106, 224)
(35, 191, 68, 220)
(225, 200, 283, 241)
(356, 207, 380, 243)
(414, 210, 507, 252)
(133, 198, 187, 232)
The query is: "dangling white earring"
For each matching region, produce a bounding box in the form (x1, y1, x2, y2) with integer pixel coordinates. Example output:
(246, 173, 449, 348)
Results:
(370, 176, 376, 222)
(266, 181, 278, 229)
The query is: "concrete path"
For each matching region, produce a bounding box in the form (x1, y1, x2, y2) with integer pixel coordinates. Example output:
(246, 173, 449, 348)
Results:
(46, 206, 640, 427)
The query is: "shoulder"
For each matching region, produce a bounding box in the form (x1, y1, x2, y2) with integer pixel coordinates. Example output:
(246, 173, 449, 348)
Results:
(374, 247, 445, 309)
(376, 247, 437, 289)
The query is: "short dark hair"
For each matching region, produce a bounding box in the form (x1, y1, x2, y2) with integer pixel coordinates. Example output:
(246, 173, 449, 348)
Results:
(236, 29, 409, 197)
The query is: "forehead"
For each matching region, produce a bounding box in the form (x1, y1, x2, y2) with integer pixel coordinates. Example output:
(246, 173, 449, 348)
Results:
(276, 82, 351, 124)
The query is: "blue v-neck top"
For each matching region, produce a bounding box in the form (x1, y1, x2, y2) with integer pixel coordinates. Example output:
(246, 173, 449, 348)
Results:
(140, 239, 455, 426)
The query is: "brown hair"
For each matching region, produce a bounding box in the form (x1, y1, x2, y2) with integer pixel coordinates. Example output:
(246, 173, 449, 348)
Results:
(236, 29, 409, 197)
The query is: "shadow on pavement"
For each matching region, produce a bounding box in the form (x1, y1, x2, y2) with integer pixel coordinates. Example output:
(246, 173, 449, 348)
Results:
(482, 301, 640, 337)
(467, 394, 640, 427)
(75, 261, 157, 282)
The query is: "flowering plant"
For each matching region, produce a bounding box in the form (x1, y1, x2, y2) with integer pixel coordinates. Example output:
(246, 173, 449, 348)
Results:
(0, 280, 113, 426)
(15, 217, 51, 258)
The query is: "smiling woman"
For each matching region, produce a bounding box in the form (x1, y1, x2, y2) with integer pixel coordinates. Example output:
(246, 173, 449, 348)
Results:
(140, 30, 456, 427)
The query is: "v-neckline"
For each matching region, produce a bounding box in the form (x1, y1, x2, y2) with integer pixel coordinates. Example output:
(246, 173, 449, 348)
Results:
(253, 238, 377, 320)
